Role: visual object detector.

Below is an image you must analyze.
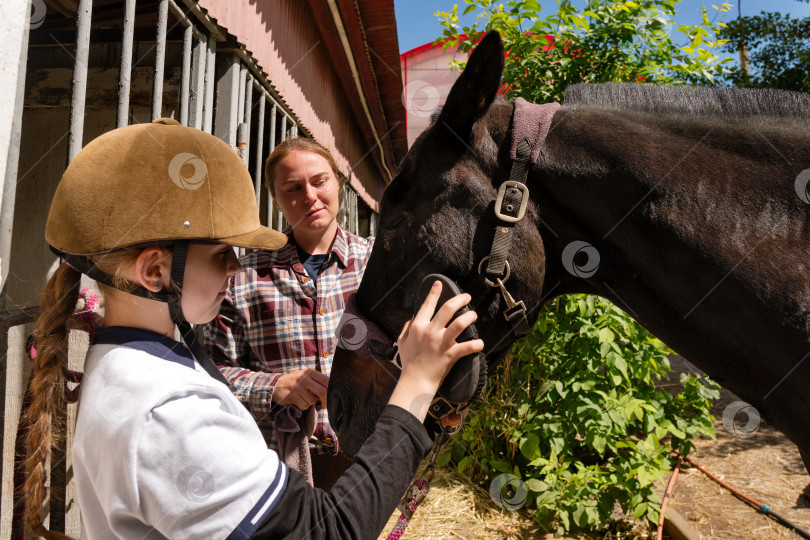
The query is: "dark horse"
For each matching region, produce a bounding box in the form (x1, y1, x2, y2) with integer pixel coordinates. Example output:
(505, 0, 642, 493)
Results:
(327, 31, 810, 472)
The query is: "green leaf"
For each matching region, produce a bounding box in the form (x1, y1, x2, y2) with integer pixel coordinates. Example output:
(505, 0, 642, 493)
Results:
(523, 0, 542, 11)
(525, 478, 550, 492)
(520, 433, 541, 460)
(462, 4, 477, 15)
(598, 328, 615, 344)
(457, 455, 475, 473)
(592, 434, 607, 455)
(437, 449, 452, 468)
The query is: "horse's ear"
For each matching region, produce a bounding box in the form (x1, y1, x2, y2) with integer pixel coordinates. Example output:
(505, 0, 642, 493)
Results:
(438, 30, 504, 142)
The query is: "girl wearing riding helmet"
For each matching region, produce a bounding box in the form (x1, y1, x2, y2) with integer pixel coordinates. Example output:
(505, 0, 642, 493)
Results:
(204, 138, 372, 490)
(25, 119, 483, 539)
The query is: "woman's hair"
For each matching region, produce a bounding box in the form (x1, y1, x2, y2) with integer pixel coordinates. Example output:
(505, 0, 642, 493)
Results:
(23, 246, 169, 539)
(263, 137, 345, 197)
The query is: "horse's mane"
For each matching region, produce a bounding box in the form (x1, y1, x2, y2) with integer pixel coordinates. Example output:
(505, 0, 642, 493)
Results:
(564, 83, 810, 120)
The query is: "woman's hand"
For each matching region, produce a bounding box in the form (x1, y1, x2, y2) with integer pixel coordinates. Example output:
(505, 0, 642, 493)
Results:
(387, 280, 484, 422)
(272, 368, 329, 410)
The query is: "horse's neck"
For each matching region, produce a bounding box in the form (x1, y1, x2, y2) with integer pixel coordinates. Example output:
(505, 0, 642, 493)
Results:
(530, 107, 810, 449)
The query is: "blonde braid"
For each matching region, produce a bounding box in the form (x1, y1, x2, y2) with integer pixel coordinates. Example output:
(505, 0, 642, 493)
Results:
(23, 262, 80, 540)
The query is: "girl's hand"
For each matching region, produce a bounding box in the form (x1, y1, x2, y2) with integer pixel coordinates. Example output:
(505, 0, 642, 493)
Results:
(387, 280, 484, 422)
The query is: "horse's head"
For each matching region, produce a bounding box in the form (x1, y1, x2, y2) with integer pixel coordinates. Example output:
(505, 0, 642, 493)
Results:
(328, 31, 548, 456)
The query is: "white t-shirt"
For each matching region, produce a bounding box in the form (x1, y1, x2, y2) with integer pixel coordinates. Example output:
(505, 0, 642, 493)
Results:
(72, 326, 287, 539)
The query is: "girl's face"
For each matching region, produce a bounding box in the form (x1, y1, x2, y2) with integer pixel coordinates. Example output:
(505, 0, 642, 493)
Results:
(272, 151, 340, 239)
(180, 243, 241, 324)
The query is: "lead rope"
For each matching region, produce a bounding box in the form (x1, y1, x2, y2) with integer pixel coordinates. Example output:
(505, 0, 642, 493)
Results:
(386, 425, 457, 539)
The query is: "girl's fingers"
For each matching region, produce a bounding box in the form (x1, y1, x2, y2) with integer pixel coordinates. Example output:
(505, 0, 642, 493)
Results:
(443, 309, 478, 343)
(448, 338, 484, 360)
(412, 280, 443, 325)
(430, 292, 472, 329)
(397, 318, 412, 343)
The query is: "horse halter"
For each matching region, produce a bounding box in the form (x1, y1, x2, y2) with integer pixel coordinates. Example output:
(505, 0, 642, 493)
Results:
(336, 99, 561, 427)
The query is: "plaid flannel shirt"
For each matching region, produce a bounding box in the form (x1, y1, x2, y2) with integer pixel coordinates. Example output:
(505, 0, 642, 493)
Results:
(204, 227, 373, 455)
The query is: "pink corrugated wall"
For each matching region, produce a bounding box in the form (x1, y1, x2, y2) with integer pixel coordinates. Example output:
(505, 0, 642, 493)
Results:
(198, 0, 383, 210)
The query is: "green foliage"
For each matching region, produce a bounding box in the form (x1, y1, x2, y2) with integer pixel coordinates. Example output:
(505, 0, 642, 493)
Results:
(442, 295, 719, 535)
(718, 10, 810, 91)
(435, 0, 733, 103)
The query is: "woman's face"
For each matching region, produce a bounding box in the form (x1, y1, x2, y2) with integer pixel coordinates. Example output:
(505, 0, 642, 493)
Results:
(272, 151, 340, 239)
(180, 243, 241, 324)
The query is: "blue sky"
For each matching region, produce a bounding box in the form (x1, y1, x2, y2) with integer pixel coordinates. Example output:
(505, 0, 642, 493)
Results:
(394, 0, 810, 55)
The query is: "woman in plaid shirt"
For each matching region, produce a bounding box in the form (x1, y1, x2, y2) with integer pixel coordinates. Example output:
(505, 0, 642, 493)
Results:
(205, 138, 372, 491)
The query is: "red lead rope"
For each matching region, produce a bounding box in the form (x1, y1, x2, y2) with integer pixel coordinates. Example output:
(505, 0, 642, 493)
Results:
(386, 423, 458, 539)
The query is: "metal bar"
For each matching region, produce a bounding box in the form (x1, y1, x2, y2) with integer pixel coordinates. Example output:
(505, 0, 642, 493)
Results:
(67, 0, 93, 163)
(237, 66, 246, 127)
(168, 0, 207, 41)
(236, 123, 248, 163)
(116, 0, 136, 128)
(0, 0, 33, 295)
(267, 104, 277, 228)
(0, 2, 34, 510)
(202, 35, 216, 133)
(179, 24, 192, 126)
(151, 0, 169, 121)
(189, 36, 205, 129)
(242, 73, 252, 167)
(277, 114, 287, 229)
(0, 307, 39, 326)
(253, 96, 266, 207)
(51, 404, 67, 532)
(213, 53, 241, 147)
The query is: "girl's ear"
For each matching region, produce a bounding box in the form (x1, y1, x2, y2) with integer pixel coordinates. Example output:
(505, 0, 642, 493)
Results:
(134, 247, 169, 292)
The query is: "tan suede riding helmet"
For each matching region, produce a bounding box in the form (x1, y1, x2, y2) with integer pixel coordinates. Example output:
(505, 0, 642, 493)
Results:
(46, 118, 286, 255)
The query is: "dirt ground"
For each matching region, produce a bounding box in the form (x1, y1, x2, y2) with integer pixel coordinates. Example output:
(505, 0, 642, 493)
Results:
(663, 358, 810, 539)
(377, 357, 810, 540)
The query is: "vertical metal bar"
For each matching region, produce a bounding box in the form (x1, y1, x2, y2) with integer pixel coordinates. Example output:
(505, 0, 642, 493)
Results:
(277, 114, 288, 229)
(0, 0, 33, 295)
(253, 95, 266, 207)
(236, 66, 246, 127)
(179, 24, 192, 126)
(60, 0, 95, 522)
(242, 75, 252, 167)
(202, 35, 216, 133)
(189, 36, 205, 129)
(67, 0, 93, 163)
(152, 0, 169, 120)
(0, 6, 33, 510)
(267, 103, 277, 228)
(116, 0, 136, 128)
(214, 53, 240, 147)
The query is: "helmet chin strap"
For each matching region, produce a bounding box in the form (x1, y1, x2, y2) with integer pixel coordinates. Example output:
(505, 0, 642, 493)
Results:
(167, 241, 230, 386)
(54, 244, 230, 387)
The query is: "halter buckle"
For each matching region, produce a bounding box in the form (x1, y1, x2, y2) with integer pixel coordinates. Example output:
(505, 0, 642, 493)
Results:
(494, 181, 529, 223)
(427, 396, 458, 420)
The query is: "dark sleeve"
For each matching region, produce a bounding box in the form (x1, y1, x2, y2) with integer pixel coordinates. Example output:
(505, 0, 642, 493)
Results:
(252, 405, 432, 539)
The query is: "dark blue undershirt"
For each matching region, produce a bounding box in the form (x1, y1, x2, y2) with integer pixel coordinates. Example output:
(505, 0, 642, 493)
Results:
(296, 248, 329, 284)
(92, 326, 195, 369)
